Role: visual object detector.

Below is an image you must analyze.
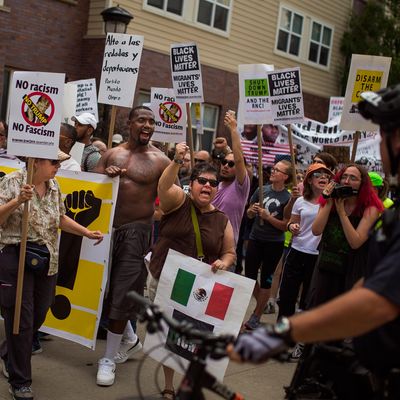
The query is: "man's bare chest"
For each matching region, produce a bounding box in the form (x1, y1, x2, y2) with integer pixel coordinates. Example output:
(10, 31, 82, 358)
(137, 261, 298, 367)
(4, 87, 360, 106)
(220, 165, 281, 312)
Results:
(109, 153, 161, 184)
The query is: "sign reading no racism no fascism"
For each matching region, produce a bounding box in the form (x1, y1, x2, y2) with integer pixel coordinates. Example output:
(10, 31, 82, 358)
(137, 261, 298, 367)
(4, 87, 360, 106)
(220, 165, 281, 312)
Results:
(8, 71, 65, 159)
(150, 87, 187, 144)
(98, 33, 144, 108)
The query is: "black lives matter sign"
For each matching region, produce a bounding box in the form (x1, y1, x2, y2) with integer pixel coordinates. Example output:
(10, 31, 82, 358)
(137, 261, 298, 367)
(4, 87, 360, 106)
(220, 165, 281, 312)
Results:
(268, 70, 301, 96)
(170, 43, 204, 101)
(268, 68, 304, 123)
(171, 45, 199, 72)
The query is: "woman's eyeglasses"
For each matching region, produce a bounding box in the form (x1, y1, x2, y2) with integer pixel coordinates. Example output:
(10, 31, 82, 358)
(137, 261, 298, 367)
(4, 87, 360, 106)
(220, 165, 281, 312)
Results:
(196, 177, 219, 188)
(50, 160, 61, 165)
(341, 174, 360, 182)
(221, 159, 235, 168)
(271, 167, 288, 175)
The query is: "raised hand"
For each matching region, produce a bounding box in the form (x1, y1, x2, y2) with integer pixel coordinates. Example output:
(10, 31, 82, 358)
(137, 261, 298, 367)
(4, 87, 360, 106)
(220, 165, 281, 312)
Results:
(175, 142, 189, 160)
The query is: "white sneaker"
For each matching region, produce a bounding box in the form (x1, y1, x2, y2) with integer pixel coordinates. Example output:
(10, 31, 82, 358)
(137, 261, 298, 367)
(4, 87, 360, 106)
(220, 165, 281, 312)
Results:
(114, 337, 142, 364)
(289, 343, 304, 362)
(96, 358, 116, 386)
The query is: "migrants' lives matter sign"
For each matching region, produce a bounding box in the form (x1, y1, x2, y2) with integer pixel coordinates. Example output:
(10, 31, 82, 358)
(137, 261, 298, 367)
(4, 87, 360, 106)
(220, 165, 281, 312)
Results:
(238, 64, 274, 125)
(171, 43, 204, 102)
(8, 71, 65, 159)
(150, 88, 186, 144)
(98, 33, 144, 108)
(268, 67, 304, 124)
(340, 54, 391, 131)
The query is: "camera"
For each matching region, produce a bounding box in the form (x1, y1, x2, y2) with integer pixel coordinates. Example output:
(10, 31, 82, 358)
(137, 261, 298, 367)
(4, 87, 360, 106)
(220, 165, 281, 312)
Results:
(323, 184, 358, 199)
(211, 149, 225, 160)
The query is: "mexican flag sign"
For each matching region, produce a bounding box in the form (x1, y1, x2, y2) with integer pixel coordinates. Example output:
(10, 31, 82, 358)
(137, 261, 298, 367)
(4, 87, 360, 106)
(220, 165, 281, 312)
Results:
(143, 249, 255, 381)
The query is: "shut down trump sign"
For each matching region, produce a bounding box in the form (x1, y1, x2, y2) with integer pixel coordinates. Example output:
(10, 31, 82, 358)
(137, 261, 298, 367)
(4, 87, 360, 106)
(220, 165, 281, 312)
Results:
(144, 249, 255, 381)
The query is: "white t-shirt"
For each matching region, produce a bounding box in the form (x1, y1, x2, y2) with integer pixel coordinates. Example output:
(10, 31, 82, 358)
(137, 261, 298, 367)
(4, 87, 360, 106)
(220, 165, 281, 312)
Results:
(61, 157, 81, 171)
(291, 197, 321, 255)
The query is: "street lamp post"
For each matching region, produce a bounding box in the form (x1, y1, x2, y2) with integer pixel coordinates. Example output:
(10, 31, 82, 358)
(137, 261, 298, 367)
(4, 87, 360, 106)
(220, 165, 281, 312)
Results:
(101, 5, 133, 34)
(101, 5, 134, 148)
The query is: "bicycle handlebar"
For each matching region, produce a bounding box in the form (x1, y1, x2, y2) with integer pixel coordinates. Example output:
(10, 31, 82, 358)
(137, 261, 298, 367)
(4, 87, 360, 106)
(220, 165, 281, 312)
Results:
(126, 291, 235, 352)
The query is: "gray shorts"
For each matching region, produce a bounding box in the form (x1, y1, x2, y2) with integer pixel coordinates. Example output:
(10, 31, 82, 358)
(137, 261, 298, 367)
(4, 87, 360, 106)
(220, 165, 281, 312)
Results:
(106, 222, 151, 320)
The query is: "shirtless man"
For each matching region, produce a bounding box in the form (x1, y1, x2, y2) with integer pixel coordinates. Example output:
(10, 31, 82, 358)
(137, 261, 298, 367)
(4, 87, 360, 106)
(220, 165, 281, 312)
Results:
(95, 106, 170, 386)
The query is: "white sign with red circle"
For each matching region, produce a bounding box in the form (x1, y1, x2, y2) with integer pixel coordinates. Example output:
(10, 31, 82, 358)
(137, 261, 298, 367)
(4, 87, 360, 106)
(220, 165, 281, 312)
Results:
(150, 87, 186, 144)
(8, 71, 65, 159)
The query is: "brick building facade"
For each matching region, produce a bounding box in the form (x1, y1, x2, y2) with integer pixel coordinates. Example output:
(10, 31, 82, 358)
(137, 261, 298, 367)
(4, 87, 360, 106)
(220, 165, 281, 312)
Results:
(0, 0, 332, 148)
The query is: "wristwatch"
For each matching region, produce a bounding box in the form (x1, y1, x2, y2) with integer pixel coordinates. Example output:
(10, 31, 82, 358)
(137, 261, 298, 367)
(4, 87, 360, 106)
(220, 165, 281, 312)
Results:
(173, 157, 183, 165)
(272, 317, 295, 346)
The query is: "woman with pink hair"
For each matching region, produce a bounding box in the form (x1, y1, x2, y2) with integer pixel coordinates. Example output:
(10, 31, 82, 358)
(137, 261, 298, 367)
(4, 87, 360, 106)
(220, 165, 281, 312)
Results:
(309, 163, 384, 307)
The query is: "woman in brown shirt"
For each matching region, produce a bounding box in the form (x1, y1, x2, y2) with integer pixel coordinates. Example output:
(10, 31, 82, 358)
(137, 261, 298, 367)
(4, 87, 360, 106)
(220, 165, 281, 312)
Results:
(149, 142, 236, 399)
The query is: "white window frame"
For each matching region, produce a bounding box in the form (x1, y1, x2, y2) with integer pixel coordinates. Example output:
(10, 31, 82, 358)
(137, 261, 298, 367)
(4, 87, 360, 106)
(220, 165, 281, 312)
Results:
(307, 18, 333, 68)
(274, 3, 333, 71)
(194, 0, 233, 35)
(143, 0, 233, 37)
(190, 103, 219, 152)
(136, 90, 151, 106)
(143, 0, 185, 21)
(275, 6, 304, 59)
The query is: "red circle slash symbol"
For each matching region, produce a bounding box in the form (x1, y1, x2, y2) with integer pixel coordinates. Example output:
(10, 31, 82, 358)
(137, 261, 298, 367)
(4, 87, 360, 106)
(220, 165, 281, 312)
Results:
(159, 102, 182, 124)
(21, 92, 55, 127)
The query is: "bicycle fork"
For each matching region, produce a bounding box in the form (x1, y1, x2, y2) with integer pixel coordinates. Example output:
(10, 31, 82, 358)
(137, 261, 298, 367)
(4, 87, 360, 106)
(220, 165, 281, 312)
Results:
(176, 355, 244, 400)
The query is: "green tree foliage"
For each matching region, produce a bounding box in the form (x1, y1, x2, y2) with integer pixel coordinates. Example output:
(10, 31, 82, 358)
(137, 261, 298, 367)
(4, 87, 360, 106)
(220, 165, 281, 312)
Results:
(340, 0, 400, 93)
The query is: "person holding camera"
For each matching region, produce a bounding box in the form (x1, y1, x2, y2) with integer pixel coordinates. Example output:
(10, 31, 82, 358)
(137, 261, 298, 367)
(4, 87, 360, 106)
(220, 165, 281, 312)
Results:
(228, 84, 400, 400)
(309, 163, 383, 306)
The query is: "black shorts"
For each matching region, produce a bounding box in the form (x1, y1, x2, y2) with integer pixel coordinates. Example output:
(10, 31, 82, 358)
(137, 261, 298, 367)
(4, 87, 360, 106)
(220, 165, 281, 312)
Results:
(106, 222, 151, 320)
(245, 239, 284, 289)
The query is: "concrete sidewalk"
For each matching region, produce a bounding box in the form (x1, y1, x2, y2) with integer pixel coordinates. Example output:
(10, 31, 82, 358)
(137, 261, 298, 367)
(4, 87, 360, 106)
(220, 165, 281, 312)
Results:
(0, 315, 296, 400)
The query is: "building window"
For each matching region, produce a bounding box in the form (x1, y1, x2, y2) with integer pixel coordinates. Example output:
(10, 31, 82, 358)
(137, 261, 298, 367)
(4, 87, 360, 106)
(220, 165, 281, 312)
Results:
(191, 103, 219, 152)
(136, 90, 151, 106)
(308, 21, 332, 66)
(197, 0, 231, 32)
(146, 0, 183, 16)
(275, 4, 333, 69)
(276, 7, 303, 57)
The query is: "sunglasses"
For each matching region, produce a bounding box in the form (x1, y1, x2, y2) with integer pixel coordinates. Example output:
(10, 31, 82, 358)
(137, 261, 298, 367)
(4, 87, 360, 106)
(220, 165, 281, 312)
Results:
(194, 158, 207, 163)
(196, 177, 219, 188)
(312, 172, 331, 179)
(50, 160, 61, 165)
(221, 159, 235, 168)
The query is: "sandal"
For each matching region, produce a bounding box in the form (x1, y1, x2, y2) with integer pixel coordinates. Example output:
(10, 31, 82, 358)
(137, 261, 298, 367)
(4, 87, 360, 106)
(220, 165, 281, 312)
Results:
(161, 389, 176, 399)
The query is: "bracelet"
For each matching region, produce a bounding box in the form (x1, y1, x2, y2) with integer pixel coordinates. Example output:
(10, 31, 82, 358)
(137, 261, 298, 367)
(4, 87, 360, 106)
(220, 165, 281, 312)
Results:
(287, 222, 293, 231)
(173, 157, 183, 165)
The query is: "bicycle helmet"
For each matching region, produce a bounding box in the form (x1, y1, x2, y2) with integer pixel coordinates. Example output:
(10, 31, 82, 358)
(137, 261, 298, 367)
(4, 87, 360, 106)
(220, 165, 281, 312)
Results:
(358, 84, 400, 132)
